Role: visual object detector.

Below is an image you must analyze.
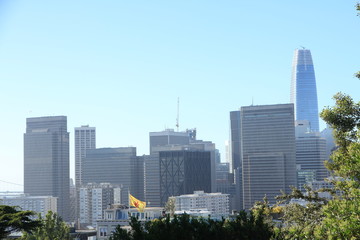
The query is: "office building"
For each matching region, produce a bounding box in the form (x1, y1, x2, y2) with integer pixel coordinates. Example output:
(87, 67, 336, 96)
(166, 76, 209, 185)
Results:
(230, 111, 242, 172)
(321, 126, 337, 160)
(290, 48, 319, 132)
(82, 147, 144, 204)
(24, 116, 70, 221)
(69, 179, 76, 222)
(159, 150, 211, 206)
(240, 104, 297, 210)
(145, 129, 216, 207)
(174, 190, 229, 219)
(143, 154, 161, 207)
(149, 129, 191, 154)
(295, 121, 328, 191)
(75, 125, 96, 188)
(229, 111, 243, 210)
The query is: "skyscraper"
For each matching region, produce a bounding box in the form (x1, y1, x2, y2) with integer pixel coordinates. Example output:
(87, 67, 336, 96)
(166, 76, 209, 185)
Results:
(75, 125, 96, 188)
(295, 120, 328, 191)
(240, 104, 297, 210)
(149, 129, 191, 154)
(159, 150, 211, 206)
(81, 147, 144, 204)
(290, 48, 319, 132)
(24, 116, 70, 221)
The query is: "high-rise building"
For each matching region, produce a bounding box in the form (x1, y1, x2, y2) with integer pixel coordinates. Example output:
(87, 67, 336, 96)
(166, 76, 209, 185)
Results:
(230, 111, 242, 172)
(82, 147, 144, 204)
(145, 129, 216, 207)
(229, 111, 243, 210)
(75, 125, 96, 188)
(24, 116, 70, 221)
(290, 48, 319, 132)
(149, 129, 191, 154)
(240, 104, 297, 210)
(79, 183, 121, 227)
(159, 150, 211, 206)
(295, 121, 328, 191)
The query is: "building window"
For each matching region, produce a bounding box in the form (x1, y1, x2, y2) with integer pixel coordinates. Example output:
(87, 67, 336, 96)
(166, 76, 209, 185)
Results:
(100, 228, 107, 236)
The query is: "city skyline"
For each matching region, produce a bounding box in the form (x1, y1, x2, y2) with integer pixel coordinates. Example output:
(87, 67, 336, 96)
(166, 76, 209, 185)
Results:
(0, 1, 359, 191)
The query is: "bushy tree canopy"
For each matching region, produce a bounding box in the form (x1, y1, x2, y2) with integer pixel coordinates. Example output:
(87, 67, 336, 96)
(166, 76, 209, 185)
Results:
(0, 205, 41, 239)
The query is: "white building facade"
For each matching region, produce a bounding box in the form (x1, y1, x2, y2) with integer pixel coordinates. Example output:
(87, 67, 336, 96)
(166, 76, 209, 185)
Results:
(79, 183, 121, 227)
(0, 194, 57, 217)
(174, 191, 229, 219)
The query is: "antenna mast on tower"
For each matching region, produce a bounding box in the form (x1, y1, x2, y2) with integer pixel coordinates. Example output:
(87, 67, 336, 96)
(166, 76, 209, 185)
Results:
(176, 97, 179, 132)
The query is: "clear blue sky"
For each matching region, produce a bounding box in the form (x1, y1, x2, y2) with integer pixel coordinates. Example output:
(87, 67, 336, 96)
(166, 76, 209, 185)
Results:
(0, 0, 359, 191)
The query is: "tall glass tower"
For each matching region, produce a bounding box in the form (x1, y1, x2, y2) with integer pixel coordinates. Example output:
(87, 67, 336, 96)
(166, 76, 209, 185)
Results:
(24, 116, 70, 221)
(290, 48, 319, 132)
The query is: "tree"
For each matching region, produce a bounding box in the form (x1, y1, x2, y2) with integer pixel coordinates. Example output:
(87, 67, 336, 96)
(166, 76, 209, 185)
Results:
(316, 93, 360, 239)
(164, 197, 176, 217)
(109, 225, 131, 240)
(0, 205, 41, 239)
(273, 186, 328, 239)
(20, 211, 70, 240)
(109, 212, 275, 240)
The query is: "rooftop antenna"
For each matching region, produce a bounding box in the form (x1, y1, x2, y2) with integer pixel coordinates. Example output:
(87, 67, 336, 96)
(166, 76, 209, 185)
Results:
(300, 45, 306, 49)
(251, 97, 254, 106)
(176, 97, 179, 132)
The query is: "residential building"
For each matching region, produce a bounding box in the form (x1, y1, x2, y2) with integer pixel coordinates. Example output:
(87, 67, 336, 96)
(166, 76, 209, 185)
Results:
(97, 205, 163, 239)
(0, 194, 57, 217)
(79, 183, 121, 227)
(174, 190, 229, 219)
(24, 116, 70, 221)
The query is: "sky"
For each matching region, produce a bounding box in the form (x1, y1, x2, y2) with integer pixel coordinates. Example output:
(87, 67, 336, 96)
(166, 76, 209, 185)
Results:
(0, 0, 359, 191)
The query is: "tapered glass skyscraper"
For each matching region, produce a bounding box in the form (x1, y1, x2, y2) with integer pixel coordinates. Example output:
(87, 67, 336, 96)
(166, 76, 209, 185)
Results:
(290, 48, 319, 132)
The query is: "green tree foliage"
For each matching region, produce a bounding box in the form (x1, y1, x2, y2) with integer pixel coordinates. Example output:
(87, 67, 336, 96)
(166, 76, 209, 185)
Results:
(109, 212, 275, 240)
(272, 93, 360, 240)
(317, 93, 360, 239)
(109, 225, 131, 240)
(0, 205, 41, 239)
(20, 211, 70, 240)
(273, 186, 327, 239)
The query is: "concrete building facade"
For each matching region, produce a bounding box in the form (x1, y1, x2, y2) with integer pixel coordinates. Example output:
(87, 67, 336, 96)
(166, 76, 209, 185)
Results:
(24, 116, 70, 221)
(240, 104, 297, 210)
(75, 125, 96, 188)
(79, 183, 121, 227)
(0, 194, 57, 217)
(82, 147, 144, 204)
(174, 190, 229, 219)
(295, 120, 328, 191)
